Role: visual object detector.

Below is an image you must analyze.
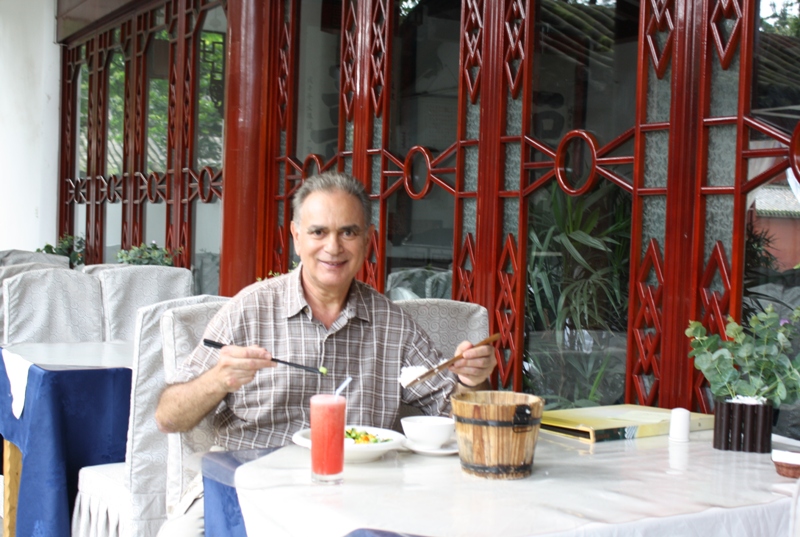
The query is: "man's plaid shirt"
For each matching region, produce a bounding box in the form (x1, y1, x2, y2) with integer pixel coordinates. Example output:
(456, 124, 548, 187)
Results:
(173, 266, 456, 449)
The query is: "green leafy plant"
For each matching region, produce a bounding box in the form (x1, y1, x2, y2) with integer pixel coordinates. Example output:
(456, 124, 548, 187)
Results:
(686, 304, 800, 407)
(741, 221, 794, 320)
(523, 181, 631, 408)
(117, 242, 178, 266)
(37, 234, 85, 268)
(526, 181, 630, 342)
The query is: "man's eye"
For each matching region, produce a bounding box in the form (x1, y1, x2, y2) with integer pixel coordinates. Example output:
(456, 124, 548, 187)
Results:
(310, 229, 325, 237)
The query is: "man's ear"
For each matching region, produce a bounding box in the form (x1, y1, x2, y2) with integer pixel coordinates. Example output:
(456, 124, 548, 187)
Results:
(290, 220, 298, 241)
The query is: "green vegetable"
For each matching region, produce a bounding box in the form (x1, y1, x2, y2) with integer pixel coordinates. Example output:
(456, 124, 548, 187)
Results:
(345, 428, 390, 444)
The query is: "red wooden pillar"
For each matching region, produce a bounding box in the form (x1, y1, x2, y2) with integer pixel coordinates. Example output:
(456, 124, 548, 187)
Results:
(219, 0, 265, 296)
(476, 1, 513, 388)
(660, 0, 704, 408)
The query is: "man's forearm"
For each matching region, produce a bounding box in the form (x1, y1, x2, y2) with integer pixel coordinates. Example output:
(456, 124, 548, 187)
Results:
(155, 373, 229, 433)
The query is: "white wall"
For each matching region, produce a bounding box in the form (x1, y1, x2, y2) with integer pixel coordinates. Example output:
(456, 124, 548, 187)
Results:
(0, 0, 61, 250)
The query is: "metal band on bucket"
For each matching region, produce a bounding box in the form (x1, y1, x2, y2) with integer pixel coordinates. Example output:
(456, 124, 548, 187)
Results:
(453, 416, 542, 427)
(453, 404, 541, 432)
(460, 461, 533, 476)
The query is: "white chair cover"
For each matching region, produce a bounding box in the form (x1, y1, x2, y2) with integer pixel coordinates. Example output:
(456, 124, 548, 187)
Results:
(424, 270, 453, 299)
(160, 300, 229, 517)
(393, 299, 490, 426)
(99, 265, 194, 341)
(82, 263, 125, 274)
(0, 262, 70, 344)
(386, 267, 440, 300)
(0, 249, 70, 267)
(395, 298, 490, 356)
(71, 294, 228, 537)
(3, 268, 104, 345)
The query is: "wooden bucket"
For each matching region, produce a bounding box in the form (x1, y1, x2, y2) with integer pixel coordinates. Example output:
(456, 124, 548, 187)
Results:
(451, 391, 544, 480)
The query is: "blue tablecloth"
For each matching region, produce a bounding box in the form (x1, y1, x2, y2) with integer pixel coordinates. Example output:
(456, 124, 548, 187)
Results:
(203, 448, 277, 537)
(0, 347, 131, 537)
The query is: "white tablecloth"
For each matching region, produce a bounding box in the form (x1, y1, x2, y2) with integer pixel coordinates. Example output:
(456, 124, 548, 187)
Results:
(2, 341, 133, 418)
(232, 430, 797, 537)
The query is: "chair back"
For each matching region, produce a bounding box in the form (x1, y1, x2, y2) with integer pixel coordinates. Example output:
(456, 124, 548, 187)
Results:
(0, 262, 70, 343)
(393, 299, 490, 427)
(124, 294, 228, 536)
(386, 267, 440, 300)
(424, 270, 453, 299)
(160, 299, 229, 515)
(81, 263, 125, 274)
(3, 268, 104, 345)
(0, 249, 70, 267)
(99, 265, 194, 341)
(395, 298, 490, 357)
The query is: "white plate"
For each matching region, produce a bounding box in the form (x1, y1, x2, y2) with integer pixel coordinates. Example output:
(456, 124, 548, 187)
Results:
(292, 425, 406, 463)
(405, 439, 459, 456)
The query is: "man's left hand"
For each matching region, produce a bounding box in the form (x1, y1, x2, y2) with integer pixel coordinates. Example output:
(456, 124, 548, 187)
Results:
(449, 339, 497, 388)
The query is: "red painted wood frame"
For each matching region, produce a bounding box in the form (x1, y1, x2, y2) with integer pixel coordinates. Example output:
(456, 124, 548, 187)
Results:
(56, 0, 800, 402)
(688, 0, 800, 412)
(58, 0, 227, 269)
(256, 0, 800, 402)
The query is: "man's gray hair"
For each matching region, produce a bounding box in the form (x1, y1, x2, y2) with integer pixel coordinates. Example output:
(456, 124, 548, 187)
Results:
(292, 172, 372, 225)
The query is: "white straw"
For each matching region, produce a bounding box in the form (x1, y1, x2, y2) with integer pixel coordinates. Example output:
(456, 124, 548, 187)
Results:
(334, 376, 353, 397)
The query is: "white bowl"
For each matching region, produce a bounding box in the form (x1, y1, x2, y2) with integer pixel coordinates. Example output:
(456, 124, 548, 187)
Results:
(401, 415, 455, 450)
(291, 425, 406, 464)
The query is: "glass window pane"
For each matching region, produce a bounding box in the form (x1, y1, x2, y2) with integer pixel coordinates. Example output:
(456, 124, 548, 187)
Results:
(294, 0, 341, 161)
(106, 51, 125, 176)
(192, 6, 227, 295)
(144, 29, 170, 246)
(76, 62, 90, 178)
(105, 50, 125, 263)
(530, 0, 639, 146)
(195, 6, 226, 170)
(749, 4, 800, 438)
(385, 0, 461, 301)
(74, 62, 90, 239)
(753, 1, 800, 133)
(146, 30, 169, 172)
(523, 0, 639, 408)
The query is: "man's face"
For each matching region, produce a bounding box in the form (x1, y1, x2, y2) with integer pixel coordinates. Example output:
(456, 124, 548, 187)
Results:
(290, 189, 372, 299)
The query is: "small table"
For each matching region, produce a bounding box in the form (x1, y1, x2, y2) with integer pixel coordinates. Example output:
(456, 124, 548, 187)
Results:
(0, 342, 133, 537)
(204, 430, 796, 537)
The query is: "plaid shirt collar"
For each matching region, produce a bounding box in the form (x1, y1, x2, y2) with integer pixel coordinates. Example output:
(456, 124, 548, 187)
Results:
(284, 263, 372, 324)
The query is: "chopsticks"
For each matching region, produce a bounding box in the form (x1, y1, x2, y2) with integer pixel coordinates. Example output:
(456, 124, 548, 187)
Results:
(202, 339, 328, 375)
(404, 333, 501, 389)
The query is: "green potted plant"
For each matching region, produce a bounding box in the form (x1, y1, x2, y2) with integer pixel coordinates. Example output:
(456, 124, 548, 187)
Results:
(117, 242, 179, 266)
(37, 234, 85, 268)
(686, 304, 800, 452)
(523, 181, 631, 409)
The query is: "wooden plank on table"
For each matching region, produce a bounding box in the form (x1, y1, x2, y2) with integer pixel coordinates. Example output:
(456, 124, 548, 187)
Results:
(3, 439, 20, 537)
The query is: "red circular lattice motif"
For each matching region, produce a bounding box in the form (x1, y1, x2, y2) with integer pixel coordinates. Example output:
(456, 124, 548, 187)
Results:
(403, 146, 433, 200)
(791, 122, 800, 181)
(555, 130, 599, 196)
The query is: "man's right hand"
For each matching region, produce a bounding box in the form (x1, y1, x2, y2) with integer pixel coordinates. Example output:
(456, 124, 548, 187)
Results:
(155, 343, 275, 433)
(212, 344, 276, 392)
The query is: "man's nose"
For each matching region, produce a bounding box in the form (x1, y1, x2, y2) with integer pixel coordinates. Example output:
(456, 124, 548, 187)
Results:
(324, 232, 343, 253)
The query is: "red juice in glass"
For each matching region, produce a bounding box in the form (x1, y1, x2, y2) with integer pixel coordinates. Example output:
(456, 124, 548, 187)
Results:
(310, 394, 346, 484)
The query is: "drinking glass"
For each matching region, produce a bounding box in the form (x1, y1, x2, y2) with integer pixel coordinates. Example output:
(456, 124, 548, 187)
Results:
(310, 394, 346, 484)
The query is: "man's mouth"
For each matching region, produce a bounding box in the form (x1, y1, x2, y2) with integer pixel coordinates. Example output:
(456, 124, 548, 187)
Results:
(320, 259, 347, 267)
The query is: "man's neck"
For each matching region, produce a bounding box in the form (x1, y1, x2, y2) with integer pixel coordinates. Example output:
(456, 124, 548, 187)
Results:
(301, 279, 351, 329)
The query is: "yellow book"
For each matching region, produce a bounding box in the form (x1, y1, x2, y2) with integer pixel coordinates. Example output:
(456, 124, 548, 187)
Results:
(540, 404, 714, 443)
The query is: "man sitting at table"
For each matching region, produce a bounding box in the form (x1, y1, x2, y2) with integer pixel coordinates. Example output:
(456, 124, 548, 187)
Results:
(154, 171, 496, 535)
